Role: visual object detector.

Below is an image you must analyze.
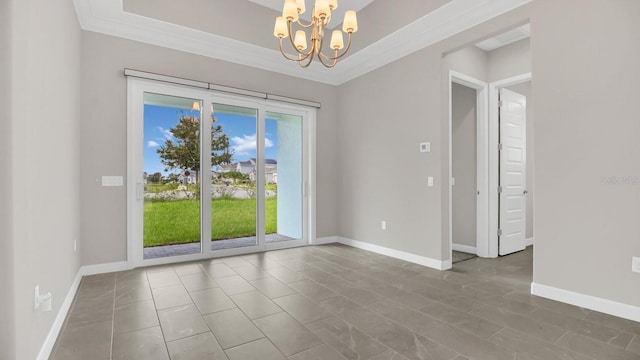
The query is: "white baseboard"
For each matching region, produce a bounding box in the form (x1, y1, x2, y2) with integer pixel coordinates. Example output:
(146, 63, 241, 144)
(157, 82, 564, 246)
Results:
(80, 261, 131, 276)
(37, 260, 132, 359)
(338, 237, 450, 270)
(525, 237, 534, 247)
(36, 270, 83, 360)
(531, 282, 640, 323)
(452, 243, 477, 254)
(313, 236, 338, 245)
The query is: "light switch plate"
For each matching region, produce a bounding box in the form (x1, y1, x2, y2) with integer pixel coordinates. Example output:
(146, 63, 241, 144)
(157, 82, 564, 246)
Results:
(101, 176, 123, 187)
(428, 176, 434, 187)
(632, 257, 640, 273)
(420, 142, 431, 153)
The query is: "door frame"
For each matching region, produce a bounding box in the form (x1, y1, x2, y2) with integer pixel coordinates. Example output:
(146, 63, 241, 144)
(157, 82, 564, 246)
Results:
(126, 77, 317, 268)
(488, 72, 532, 257)
(448, 71, 489, 263)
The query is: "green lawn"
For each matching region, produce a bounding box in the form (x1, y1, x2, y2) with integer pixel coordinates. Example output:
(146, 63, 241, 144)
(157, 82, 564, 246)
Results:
(144, 197, 276, 247)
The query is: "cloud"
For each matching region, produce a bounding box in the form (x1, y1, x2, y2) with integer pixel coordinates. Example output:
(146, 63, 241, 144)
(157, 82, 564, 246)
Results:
(231, 134, 273, 156)
(147, 140, 160, 148)
(156, 127, 174, 141)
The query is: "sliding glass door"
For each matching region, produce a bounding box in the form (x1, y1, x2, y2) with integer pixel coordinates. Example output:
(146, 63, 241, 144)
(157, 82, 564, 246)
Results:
(265, 111, 303, 244)
(128, 78, 312, 266)
(210, 103, 259, 251)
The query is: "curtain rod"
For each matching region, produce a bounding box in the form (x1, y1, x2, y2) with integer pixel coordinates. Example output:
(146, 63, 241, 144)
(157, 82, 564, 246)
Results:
(124, 69, 321, 108)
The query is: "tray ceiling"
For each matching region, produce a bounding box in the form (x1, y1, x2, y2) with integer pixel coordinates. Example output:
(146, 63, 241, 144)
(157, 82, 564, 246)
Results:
(74, 0, 532, 85)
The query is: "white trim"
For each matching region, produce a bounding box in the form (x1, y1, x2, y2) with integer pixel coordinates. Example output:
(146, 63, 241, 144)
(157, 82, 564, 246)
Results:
(36, 271, 83, 360)
(74, 0, 532, 86)
(452, 243, 477, 255)
(313, 236, 338, 245)
(338, 237, 450, 270)
(448, 71, 489, 262)
(525, 237, 534, 247)
(80, 261, 131, 276)
(531, 283, 640, 323)
(488, 73, 532, 258)
(124, 69, 322, 108)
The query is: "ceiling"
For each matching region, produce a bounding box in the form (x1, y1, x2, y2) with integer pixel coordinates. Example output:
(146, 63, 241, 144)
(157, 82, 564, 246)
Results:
(73, 0, 532, 85)
(475, 23, 530, 51)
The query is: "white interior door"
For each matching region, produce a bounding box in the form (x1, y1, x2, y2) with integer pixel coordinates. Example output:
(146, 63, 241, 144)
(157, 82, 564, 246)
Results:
(498, 88, 527, 256)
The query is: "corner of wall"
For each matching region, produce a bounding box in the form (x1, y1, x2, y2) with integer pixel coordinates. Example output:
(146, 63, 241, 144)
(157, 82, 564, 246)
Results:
(0, 0, 15, 358)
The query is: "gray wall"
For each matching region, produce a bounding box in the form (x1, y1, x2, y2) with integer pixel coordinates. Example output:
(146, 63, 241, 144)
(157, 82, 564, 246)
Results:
(506, 81, 534, 240)
(337, 47, 445, 258)
(9, 0, 83, 358)
(488, 38, 531, 82)
(80, 31, 339, 265)
(451, 83, 477, 249)
(0, 1, 15, 358)
(445, 46, 488, 82)
(337, 0, 640, 308)
(532, 0, 640, 305)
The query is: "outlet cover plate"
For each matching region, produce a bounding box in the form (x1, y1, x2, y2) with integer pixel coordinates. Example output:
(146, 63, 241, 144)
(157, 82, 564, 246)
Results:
(633, 257, 640, 273)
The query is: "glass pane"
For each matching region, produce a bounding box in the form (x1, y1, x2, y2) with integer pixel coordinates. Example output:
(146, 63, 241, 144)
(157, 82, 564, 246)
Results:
(142, 93, 202, 259)
(211, 103, 258, 250)
(265, 112, 303, 243)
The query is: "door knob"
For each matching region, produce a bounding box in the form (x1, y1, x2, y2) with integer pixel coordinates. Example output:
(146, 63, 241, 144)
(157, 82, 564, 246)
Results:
(523, 189, 529, 195)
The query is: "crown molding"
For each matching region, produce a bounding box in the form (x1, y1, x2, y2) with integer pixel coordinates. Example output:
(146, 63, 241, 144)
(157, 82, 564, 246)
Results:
(73, 0, 531, 86)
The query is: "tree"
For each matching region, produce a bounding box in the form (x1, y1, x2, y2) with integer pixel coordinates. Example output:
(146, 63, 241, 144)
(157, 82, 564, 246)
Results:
(157, 115, 233, 183)
(148, 172, 162, 183)
(222, 170, 247, 184)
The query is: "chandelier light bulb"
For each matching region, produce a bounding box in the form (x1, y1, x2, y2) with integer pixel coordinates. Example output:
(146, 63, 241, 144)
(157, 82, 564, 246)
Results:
(296, 0, 306, 14)
(314, 0, 330, 20)
(294, 30, 308, 50)
(343, 10, 358, 33)
(283, 0, 298, 21)
(273, 16, 288, 38)
(330, 30, 344, 50)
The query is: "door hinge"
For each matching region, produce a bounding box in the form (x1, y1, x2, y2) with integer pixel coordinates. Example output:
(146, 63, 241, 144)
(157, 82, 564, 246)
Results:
(498, 143, 503, 151)
(497, 229, 503, 237)
(498, 186, 503, 193)
(498, 100, 503, 108)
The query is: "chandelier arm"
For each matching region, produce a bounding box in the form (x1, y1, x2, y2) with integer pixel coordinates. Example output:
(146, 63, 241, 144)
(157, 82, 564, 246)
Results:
(286, 20, 299, 52)
(318, 32, 353, 61)
(279, 37, 315, 63)
(317, 51, 338, 68)
(295, 18, 315, 28)
(278, 38, 306, 62)
(285, 21, 317, 58)
(298, 51, 315, 68)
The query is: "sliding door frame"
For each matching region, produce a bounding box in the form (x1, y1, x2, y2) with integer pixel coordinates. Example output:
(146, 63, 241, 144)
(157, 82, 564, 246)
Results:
(127, 78, 316, 268)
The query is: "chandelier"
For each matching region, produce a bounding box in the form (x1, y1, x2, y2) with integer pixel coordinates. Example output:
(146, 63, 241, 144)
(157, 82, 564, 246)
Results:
(273, 0, 358, 68)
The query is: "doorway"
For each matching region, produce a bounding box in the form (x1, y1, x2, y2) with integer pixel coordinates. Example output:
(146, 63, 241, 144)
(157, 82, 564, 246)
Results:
(449, 72, 489, 263)
(127, 77, 315, 267)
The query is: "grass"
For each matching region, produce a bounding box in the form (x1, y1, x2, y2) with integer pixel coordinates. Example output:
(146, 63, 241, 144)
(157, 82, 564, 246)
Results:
(144, 197, 277, 247)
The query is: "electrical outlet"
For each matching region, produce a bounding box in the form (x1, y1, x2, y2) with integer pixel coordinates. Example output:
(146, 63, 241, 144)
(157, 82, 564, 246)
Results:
(34, 285, 40, 309)
(632, 257, 640, 273)
(381, 221, 387, 230)
(74, 239, 77, 252)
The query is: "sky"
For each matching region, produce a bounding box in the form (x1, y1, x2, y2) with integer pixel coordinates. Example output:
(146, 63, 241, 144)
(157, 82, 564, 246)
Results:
(143, 104, 278, 176)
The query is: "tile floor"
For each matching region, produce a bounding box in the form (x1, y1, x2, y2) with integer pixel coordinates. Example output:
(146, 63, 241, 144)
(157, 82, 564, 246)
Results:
(50, 245, 640, 360)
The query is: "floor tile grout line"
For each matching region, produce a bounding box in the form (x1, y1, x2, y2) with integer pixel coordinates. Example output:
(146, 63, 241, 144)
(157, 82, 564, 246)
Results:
(109, 275, 116, 360)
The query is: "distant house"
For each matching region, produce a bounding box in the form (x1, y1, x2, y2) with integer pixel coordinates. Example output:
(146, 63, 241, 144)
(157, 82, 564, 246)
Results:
(219, 159, 278, 184)
(178, 170, 197, 184)
(236, 160, 253, 174)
